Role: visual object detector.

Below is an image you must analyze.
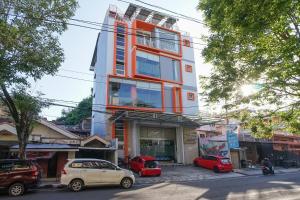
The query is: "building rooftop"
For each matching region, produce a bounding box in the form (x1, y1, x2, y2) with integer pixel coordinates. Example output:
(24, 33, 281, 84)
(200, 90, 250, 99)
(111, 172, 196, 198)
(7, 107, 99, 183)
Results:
(121, 3, 178, 29)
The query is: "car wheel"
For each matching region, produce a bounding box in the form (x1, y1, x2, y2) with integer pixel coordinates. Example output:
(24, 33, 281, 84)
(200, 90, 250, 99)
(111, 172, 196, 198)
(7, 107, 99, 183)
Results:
(9, 183, 25, 197)
(121, 177, 133, 189)
(193, 161, 198, 167)
(138, 171, 143, 177)
(69, 179, 84, 192)
(213, 166, 219, 173)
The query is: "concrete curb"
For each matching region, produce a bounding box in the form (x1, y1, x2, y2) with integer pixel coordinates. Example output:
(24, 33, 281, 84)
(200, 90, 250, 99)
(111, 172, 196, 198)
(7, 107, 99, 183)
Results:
(38, 183, 63, 189)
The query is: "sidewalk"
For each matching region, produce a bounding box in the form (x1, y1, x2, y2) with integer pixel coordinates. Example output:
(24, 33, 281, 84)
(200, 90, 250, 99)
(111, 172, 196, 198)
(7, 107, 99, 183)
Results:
(234, 167, 300, 176)
(38, 178, 62, 189)
(135, 165, 243, 184)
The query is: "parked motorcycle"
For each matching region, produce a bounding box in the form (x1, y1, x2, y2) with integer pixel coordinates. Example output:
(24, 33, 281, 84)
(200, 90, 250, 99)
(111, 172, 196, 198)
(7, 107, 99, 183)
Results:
(262, 165, 275, 175)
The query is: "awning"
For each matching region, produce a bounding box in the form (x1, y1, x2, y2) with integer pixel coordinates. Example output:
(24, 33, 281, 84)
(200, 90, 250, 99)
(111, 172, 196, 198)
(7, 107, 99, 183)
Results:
(78, 147, 116, 151)
(110, 111, 204, 127)
(10, 143, 79, 152)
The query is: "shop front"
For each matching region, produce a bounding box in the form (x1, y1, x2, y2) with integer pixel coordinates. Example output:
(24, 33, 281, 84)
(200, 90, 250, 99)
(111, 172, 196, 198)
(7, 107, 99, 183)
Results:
(110, 111, 201, 165)
(139, 126, 176, 161)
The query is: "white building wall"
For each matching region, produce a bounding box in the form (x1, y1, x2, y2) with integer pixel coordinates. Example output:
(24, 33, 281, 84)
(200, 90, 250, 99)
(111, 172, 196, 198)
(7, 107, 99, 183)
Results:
(91, 14, 115, 136)
(181, 36, 199, 116)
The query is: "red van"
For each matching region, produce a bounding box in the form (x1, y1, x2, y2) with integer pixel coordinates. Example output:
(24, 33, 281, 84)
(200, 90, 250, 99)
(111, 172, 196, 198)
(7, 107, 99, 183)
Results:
(193, 155, 233, 173)
(0, 159, 40, 196)
(129, 156, 161, 177)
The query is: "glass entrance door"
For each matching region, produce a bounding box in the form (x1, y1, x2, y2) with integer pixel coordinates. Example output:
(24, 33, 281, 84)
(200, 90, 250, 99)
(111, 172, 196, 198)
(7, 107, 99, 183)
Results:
(139, 127, 176, 161)
(140, 139, 175, 161)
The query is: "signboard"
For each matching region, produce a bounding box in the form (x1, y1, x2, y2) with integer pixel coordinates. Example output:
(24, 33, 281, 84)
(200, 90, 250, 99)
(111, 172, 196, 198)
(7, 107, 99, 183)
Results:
(226, 129, 239, 149)
(41, 138, 80, 145)
(199, 137, 230, 157)
(26, 152, 54, 159)
(183, 128, 197, 144)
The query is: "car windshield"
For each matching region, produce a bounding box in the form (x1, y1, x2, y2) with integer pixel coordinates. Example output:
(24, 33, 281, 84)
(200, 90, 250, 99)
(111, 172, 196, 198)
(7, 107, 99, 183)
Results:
(144, 160, 158, 168)
(221, 158, 230, 164)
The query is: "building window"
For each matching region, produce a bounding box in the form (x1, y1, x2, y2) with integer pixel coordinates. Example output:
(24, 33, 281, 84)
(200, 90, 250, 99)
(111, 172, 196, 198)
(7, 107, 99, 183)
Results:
(157, 28, 179, 53)
(109, 78, 162, 109)
(136, 51, 160, 78)
(187, 92, 195, 101)
(183, 39, 190, 47)
(135, 51, 181, 82)
(160, 56, 181, 82)
(185, 65, 193, 73)
(164, 86, 173, 113)
(173, 87, 182, 113)
(115, 23, 126, 75)
(114, 120, 124, 150)
(137, 31, 155, 47)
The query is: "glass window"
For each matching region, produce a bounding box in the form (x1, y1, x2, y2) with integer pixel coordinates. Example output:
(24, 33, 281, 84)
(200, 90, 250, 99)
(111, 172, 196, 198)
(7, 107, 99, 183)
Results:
(82, 161, 96, 168)
(136, 88, 162, 108)
(164, 86, 173, 113)
(157, 28, 179, 53)
(144, 160, 158, 168)
(96, 161, 116, 170)
(13, 161, 30, 170)
(0, 162, 13, 171)
(160, 56, 180, 82)
(110, 82, 132, 106)
(136, 51, 160, 78)
(115, 24, 126, 75)
(70, 161, 83, 168)
(115, 120, 124, 143)
(136, 31, 154, 47)
(109, 78, 162, 109)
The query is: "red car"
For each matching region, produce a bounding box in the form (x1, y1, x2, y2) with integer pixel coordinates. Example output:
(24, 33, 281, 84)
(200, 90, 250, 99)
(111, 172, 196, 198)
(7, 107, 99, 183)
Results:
(193, 155, 233, 173)
(0, 159, 40, 196)
(129, 156, 161, 177)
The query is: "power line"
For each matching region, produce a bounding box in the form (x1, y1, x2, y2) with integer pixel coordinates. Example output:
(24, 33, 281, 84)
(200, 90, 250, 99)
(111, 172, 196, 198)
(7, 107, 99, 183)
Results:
(46, 102, 112, 115)
(55, 74, 106, 84)
(60, 68, 94, 76)
(41, 94, 201, 109)
(69, 16, 205, 41)
(3, 13, 207, 48)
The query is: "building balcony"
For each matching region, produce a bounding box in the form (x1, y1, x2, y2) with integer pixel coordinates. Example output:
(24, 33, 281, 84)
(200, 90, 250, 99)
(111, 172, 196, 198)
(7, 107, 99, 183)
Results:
(132, 20, 182, 57)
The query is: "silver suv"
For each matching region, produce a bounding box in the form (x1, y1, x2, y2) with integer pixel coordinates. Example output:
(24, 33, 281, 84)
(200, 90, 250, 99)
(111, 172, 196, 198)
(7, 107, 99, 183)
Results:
(60, 159, 135, 192)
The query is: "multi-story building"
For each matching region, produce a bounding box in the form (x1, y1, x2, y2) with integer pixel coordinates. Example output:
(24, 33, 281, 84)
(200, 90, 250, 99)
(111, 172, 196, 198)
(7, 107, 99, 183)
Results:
(90, 4, 200, 164)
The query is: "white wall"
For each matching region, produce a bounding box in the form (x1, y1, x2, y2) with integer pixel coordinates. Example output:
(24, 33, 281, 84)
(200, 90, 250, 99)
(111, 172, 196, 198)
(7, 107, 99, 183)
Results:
(91, 14, 115, 136)
(181, 35, 199, 116)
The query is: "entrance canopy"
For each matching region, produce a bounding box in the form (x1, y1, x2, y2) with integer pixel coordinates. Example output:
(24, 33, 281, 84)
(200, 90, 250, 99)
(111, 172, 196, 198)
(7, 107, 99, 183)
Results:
(110, 111, 203, 127)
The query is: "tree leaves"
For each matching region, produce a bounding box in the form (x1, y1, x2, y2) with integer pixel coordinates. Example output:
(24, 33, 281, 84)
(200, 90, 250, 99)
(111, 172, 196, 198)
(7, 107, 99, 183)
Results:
(0, 0, 78, 158)
(198, 0, 300, 136)
(56, 96, 92, 125)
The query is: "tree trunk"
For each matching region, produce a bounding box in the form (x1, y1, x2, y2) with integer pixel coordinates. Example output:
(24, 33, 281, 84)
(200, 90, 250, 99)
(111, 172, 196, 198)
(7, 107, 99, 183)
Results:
(18, 141, 26, 160)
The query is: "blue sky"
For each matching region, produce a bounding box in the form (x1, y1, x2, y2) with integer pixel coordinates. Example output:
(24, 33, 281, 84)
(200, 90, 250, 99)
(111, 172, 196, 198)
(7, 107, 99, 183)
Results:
(35, 0, 212, 120)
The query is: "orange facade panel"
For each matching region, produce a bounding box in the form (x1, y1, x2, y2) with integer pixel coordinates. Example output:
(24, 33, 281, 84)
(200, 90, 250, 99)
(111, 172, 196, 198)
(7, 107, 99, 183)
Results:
(132, 20, 182, 58)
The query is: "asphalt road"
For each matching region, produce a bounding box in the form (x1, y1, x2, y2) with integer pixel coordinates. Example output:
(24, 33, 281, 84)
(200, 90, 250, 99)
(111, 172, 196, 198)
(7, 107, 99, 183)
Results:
(1, 172, 300, 200)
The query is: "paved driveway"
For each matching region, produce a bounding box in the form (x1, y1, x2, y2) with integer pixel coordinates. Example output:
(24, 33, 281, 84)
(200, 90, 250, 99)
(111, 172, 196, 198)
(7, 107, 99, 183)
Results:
(135, 165, 243, 184)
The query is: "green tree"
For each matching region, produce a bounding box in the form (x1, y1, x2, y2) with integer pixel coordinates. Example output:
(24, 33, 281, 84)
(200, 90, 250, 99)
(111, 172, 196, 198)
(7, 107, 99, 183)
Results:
(56, 96, 92, 125)
(1, 89, 48, 158)
(198, 0, 300, 136)
(0, 0, 78, 159)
